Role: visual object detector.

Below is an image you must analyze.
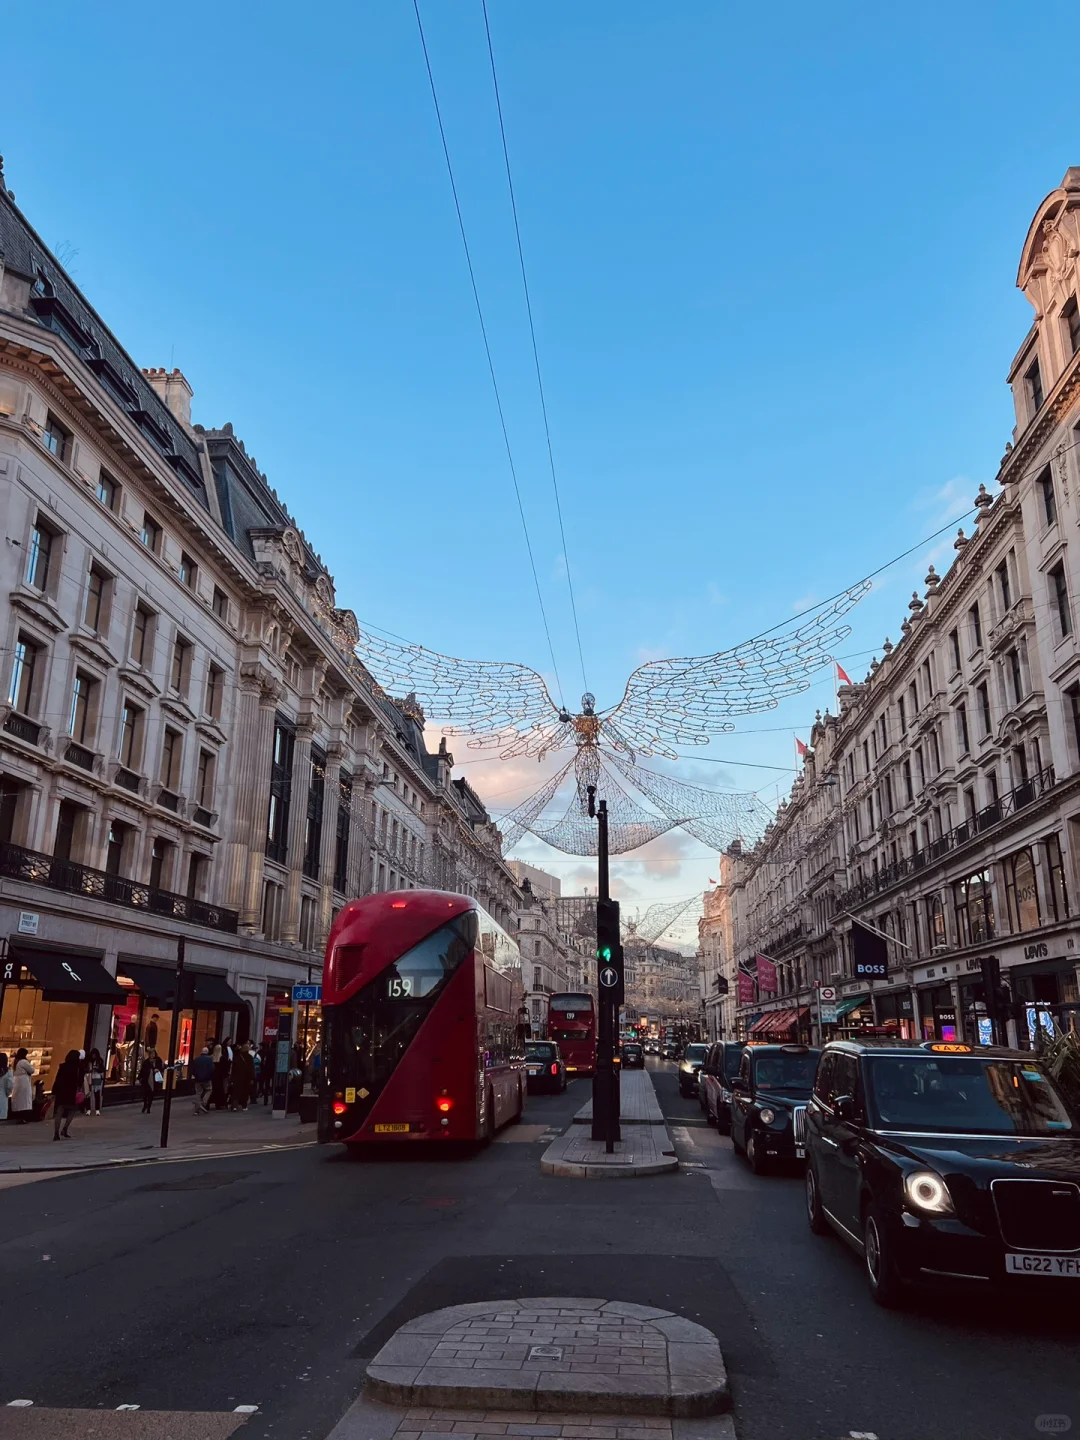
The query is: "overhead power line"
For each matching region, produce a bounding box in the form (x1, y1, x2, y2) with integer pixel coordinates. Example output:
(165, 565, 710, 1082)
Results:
(480, 0, 589, 694)
(411, 0, 566, 708)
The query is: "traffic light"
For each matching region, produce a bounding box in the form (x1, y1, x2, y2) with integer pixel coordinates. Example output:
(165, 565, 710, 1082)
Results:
(596, 897, 624, 1005)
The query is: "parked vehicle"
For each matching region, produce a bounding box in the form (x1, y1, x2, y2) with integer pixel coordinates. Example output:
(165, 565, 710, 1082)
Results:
(730, 1044, 820, 1173)
(678, 1043, 710, 1097)
(699, 1041, 746, 1133)
(622, 1042, 645, 1069)
(525, 1041, 567, 1094)
(805, 1038, 1080, 1307)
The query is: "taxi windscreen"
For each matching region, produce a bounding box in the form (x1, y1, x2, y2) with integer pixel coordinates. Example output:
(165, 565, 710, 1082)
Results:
(866, 1055, 1075, 1135)
(526, 1043, 558, 1060)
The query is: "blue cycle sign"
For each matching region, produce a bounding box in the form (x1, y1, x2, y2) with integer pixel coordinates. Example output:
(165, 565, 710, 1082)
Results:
(292, 984, 322, 1003)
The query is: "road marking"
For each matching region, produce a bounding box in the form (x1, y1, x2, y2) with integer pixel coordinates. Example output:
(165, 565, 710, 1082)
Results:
(7, 1400, 33, 1407)
(233, 1405, 259, 1413)
(116, 1404, 140, 1410)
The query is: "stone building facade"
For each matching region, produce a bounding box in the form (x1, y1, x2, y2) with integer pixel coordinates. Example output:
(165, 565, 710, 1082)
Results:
(0, 164, 521, 1099)
(722, 169, 1080, 1051)
(508, 863, 593, 1033)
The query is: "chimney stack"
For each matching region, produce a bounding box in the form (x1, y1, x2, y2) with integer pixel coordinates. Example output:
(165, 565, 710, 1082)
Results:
(142, 367, 193, 429)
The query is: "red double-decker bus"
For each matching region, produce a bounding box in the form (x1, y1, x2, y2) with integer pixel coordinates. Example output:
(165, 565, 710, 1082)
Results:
(319, 890, 526, 1147)
(546, 992, 596, 1076)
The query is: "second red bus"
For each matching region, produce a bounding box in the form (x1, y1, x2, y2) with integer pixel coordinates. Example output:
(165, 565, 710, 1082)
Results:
(546, 991, 597, 1077)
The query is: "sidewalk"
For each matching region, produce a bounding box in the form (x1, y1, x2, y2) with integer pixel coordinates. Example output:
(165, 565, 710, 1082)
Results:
(0, 1099, 315, 1173)
(542, 1069, 678, 1178)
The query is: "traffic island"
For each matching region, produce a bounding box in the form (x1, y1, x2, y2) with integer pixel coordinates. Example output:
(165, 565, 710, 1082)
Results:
(540, 1125, 678, 1178)
(363, 1298, 730, 1419)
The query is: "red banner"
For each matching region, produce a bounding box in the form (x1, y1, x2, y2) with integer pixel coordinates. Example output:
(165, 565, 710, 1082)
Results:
(755, 954, 778, 993)
(738, 970, 756, 1004)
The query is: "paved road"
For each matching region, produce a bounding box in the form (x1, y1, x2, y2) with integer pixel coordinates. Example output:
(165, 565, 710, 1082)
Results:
(3, 1063, 1079, 1440)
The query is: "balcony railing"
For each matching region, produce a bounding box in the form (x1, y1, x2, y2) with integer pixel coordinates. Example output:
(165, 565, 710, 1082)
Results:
(156, 787, 181, 813)
(4, 713, 41, 745)
(64, 741, 95, 771)
(115, 766, 141, 793)
(837, 766, 1056, 911)
(0, 841, 239, 934)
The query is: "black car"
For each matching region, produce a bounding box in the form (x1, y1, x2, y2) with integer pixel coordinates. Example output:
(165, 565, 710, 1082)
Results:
(678, 1042, 710, 1097)
(699, 1041, 746, 1134)
(804, 1039, 1080, 1307)
(525, 1041, 567, 1094)
(730, 1043, 821, 1173)
(622, 1042, 645, 1069)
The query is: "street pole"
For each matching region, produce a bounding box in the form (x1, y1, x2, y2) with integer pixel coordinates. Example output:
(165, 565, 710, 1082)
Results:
(590, 793, 621, 1152)
(159, 936, 185, 1149)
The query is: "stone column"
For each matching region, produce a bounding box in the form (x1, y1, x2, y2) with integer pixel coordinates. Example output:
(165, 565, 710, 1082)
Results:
(280, 717, 315, 945)
(316, 744, 342, 951)
(222, 666, 281, 931)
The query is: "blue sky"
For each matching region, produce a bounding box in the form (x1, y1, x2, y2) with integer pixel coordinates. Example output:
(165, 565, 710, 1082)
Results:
(6, 0, 1080, 923)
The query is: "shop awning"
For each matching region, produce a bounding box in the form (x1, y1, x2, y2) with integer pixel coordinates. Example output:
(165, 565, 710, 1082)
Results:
(748, 1012, 773, 1034)
(7, 946, 125, 1005)
(191, 972, 245, 1009)
(834, 995, 868, 1020)
(117, 960, 182, 1007)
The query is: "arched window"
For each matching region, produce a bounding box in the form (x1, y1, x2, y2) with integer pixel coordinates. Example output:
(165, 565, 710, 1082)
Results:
(1005, 849, 1040, 933)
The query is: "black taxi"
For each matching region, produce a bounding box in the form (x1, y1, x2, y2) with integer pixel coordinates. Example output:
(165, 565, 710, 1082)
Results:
(804, 1039, 1080, 1306)
(730, 1043, 820, 1173)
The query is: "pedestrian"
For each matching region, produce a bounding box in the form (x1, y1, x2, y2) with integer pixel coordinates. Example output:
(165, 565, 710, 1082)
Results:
(258, 1041, 274, 1104)
(230, 1041, 255, 1110)
(85, 1048, 105, 1116)
(51, 1049, 81, 1140)
(215, 1036, 234, 1110)
(209, 1038, 225, 1109)
(11, 1048, 34, 1124)
(139, 1048, 160, 1113)
(0, 1053, 13, 1122)
(190, 1046, 214, 1114)
(144, 1013, 160, 1051)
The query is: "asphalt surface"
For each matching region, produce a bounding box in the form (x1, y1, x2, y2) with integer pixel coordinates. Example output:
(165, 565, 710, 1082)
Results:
(2, 1062, 1079, 1440)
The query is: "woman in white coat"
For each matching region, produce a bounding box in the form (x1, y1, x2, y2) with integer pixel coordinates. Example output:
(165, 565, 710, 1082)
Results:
(11, 1048, 34, 1123)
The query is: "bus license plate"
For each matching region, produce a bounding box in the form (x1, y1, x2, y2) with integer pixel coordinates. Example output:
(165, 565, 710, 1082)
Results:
(565, 1066, 577, 1072)
(527, 1066, 540, 1075)
(373, 1123, 410, 1133)
(1006, 1253, 1080, 1277)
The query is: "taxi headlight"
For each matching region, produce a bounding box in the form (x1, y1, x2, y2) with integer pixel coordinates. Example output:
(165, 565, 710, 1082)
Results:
(903, 1169, 955, 1215)
(758, 1106, 776, 1126)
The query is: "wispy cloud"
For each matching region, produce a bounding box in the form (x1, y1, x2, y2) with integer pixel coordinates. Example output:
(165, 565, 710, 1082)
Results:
(912, 475, 977, 528)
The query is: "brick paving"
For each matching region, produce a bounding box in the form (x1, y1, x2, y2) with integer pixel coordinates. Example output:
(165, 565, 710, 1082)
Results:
(365, 1299, 728, 1418)
(389, 1411, 674, 1438)
(540, 1127, 677, 1178)
(572, 1072, 665, 1127)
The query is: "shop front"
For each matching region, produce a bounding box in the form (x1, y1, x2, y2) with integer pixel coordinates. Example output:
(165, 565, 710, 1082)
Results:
(873, 988, 917, 1040)
(106, 958, 246, 1099)
(0, 938, 124, 1091)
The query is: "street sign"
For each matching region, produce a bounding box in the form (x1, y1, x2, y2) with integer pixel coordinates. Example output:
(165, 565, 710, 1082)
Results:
(820, 1003, 839, 1024)
(599, 965, 619, 989)
(818, 985, 837, 1002)
(292, 984, 322, 1003)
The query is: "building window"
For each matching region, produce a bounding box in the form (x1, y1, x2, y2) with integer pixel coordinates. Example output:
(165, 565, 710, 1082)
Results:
(1067, 684, 1080, 765)
(170, 635, 192, 695)
(977, 682, 992, 736)
(969, 601, 982, 651)
(1050, 562, 1073, 638)
(266, 716, 295, 863)
(141, 513, 163, 554)
(1007, 648, 1024, 706)
(955, 703, 969, 755)
(997, 560, 1012, 614)
(131, 603, 155, 667)
(69, 671, 96, 744)
(1064, 296, 1080, 356)
(953, 870, 995, 947)
(105, 820, 132, 879)
(25, 520, 57, 592)
(205, 663, 224, 720)
(42, 412, 72, 461)
(196, 749, 216, 809)
(903, 757, 913, 803)
(160, 727, 182, 791)
(303, 748, 326, 880)
(212, 587, 228, 620)
(1026, 356, 1044, 414)
(299, 895, 318, 951)
(8, 635, 41, 714)
(83, 564, 111, 633)
(262, 879, 285, 941)
(1038, 466, 1058, 528)
(949, 629, 961, 673)
(186, 853, 207, 900)
(334, 773, 352, 892)
(149, 837, 172, 892)
(53, 800, 82, 863)
(178, 552, 197, 588)
(1045, 833, 1070, 920)
(96, 470, 119, 511)
(1004, 848, 1040, 933)
(925, 893, 946, 949)
(0, 778, 25, 845)
(118, 701, 145, 770)
(897, 695, 906, 734)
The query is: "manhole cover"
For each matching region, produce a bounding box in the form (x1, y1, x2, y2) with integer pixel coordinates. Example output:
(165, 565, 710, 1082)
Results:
(137, 1169, 256, 1192)
(527, 1345, 564, 1361)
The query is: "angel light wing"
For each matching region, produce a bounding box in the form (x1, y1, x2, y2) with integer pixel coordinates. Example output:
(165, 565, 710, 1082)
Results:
(604, 581, 870, 758)
(353, 626, 566, 753)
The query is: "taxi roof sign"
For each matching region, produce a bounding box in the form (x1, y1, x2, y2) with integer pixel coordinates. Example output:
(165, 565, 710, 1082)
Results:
(923, 1041, 972, 1053)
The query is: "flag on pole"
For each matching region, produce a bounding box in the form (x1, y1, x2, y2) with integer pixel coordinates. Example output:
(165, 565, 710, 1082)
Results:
(835, 662, 852, 686)
(708, 877, 717, 886)
(795, 736, 808, 759)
